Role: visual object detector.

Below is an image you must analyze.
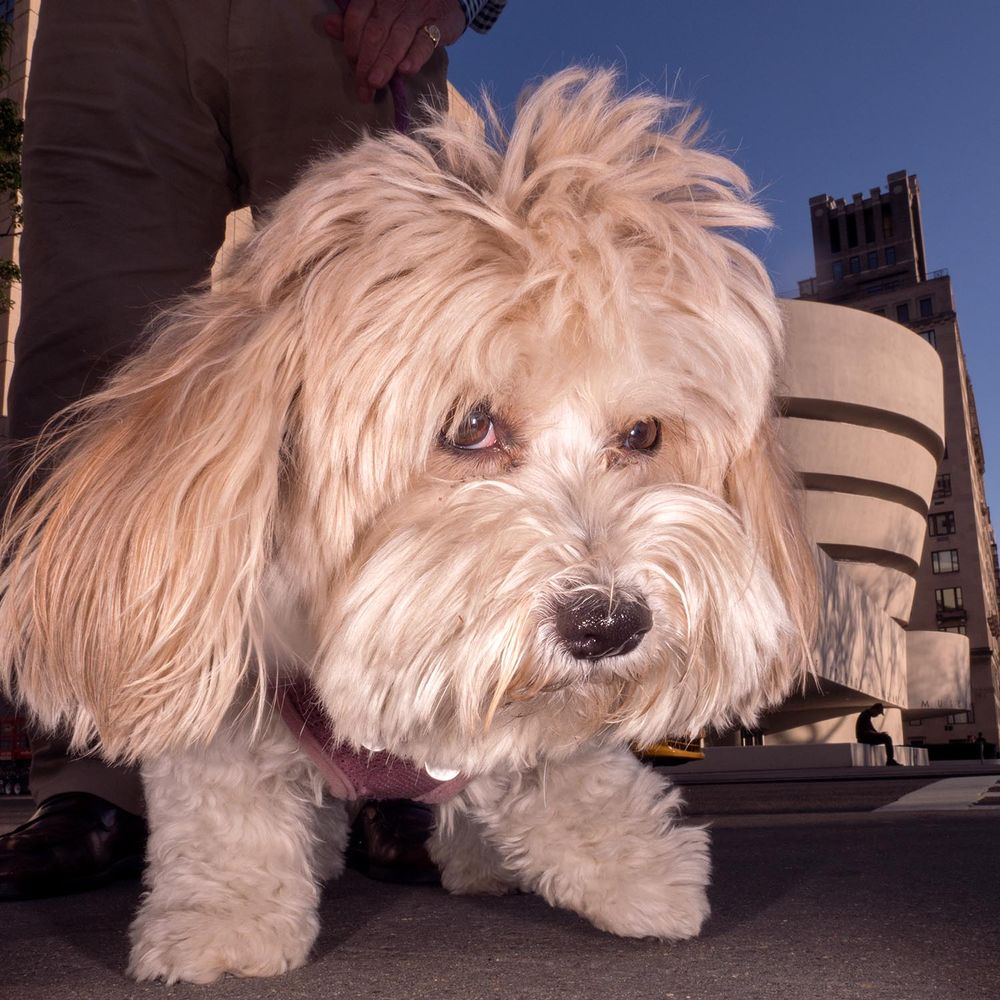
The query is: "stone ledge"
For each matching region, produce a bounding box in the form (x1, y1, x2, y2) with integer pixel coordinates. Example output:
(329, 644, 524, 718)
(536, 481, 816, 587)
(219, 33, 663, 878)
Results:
(685, 742, 929, 772)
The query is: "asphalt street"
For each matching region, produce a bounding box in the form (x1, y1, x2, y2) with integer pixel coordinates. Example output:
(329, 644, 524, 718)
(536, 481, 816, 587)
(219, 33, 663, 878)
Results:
(2, 764, 998, 1000)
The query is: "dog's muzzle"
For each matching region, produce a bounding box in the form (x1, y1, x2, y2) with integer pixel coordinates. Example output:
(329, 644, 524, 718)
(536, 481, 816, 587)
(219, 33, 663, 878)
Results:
(554, 592, 652, 660)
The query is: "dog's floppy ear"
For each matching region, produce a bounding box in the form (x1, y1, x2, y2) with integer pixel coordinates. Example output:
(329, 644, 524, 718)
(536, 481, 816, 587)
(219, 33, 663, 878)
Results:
(724, 419, 817, 715)
(0, 277, 304, 761)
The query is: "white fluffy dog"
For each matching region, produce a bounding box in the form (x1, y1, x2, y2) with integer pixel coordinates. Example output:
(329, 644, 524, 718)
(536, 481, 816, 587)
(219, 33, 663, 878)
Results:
(0, 70, 813, 983)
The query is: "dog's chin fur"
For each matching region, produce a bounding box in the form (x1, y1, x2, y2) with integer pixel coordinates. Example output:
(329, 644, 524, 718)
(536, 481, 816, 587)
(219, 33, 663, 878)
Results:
(0, 69, 815, 982)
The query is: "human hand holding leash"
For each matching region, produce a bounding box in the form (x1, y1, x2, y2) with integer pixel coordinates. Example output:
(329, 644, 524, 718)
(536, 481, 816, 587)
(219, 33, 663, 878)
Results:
(326, 0, 466, 103)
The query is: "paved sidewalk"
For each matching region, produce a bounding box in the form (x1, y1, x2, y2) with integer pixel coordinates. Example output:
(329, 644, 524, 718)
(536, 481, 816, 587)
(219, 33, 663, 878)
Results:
(3, 768, 999, 1000)
(877, 773, 1000, 811)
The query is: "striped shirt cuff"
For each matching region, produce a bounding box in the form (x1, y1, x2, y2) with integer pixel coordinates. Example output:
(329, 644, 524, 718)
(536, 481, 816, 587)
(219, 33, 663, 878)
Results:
(458, 0, 507, 34)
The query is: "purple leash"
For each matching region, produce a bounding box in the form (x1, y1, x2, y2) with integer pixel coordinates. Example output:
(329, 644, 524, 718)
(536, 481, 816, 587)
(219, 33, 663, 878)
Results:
(388, 60, 412, 133)
(335, 0, 413, 134)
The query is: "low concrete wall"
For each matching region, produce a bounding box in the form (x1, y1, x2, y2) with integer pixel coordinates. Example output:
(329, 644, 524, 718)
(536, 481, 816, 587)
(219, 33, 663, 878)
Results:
(767, 706, 904, 748)
(685, 742, 928, 771)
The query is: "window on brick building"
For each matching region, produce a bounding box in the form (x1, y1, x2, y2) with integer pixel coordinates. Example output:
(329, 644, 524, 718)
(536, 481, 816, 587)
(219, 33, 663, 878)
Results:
(828, 217, 841, 254)
(846, 212, 858, 248)
(935, 587, 963, 611)
(885, 246, 897, 265)
(863, 206, 875, 243)
(896, 302, 910, 323)
(920, 329, 937, 347)
(928, 511, 956, 535)
(867, 251, 879, 269)
(919, 297, 933, 317)
(881, 203, 894, 238)
(931, 549, 960, 574)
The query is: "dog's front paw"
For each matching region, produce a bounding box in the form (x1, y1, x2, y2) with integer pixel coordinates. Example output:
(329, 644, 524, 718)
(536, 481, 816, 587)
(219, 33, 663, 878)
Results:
(129, 902, 318, 984)
(584, 873, 710, 941)
(556, 822, 711, 942)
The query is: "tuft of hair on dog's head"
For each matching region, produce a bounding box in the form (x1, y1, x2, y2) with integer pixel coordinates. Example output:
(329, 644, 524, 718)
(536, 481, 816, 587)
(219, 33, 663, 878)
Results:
(0, 68, 815, 764)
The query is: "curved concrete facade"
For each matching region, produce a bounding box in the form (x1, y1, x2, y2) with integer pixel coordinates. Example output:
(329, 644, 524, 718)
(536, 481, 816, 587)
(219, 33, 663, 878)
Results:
(811, 551, 907, 707)
(832, 563, 916, 626)
(783, 418, 939, 509)
(778, 300, 944, 628)
(780, 300, 944, 451)
(757, 299, 965, 747)
(802, 492, 926, 568)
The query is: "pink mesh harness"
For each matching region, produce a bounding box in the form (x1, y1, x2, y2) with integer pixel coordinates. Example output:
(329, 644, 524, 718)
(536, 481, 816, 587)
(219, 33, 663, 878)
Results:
(273, 680, 470, 804)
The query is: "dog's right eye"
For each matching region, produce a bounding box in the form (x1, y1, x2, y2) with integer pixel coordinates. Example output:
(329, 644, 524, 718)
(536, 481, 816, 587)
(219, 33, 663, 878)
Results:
(447, 408, 497, 451)
(623, 418, 661, 453)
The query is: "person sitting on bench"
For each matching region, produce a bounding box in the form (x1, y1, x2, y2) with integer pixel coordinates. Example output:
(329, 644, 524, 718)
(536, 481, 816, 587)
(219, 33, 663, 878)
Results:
(856, 703, 901, 766)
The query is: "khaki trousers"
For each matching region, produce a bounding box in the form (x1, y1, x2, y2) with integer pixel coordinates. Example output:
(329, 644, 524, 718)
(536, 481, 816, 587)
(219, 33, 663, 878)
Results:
(10, 0, 448, 814)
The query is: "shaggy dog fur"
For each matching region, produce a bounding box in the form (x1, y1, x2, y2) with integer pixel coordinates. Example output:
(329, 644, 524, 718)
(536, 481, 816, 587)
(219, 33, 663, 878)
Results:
(0, 69, 814, 983)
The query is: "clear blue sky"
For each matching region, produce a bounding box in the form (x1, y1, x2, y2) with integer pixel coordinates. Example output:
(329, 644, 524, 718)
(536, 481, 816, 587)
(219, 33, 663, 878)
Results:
(448, 0, 1000, 510)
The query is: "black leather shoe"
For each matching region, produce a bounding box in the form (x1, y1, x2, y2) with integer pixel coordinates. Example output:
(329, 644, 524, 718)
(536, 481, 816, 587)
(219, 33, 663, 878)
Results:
(0, 792, 147, 901)
(346, 799, 440, 885)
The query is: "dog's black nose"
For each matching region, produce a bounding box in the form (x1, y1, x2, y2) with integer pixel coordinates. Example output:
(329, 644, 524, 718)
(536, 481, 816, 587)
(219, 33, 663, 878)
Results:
(554, 593, 652, 660)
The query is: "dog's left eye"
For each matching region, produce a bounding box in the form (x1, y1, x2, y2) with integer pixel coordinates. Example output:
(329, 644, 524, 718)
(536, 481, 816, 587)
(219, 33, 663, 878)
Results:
(448, 408, 497, 450)
(623, 418, 661, 452)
